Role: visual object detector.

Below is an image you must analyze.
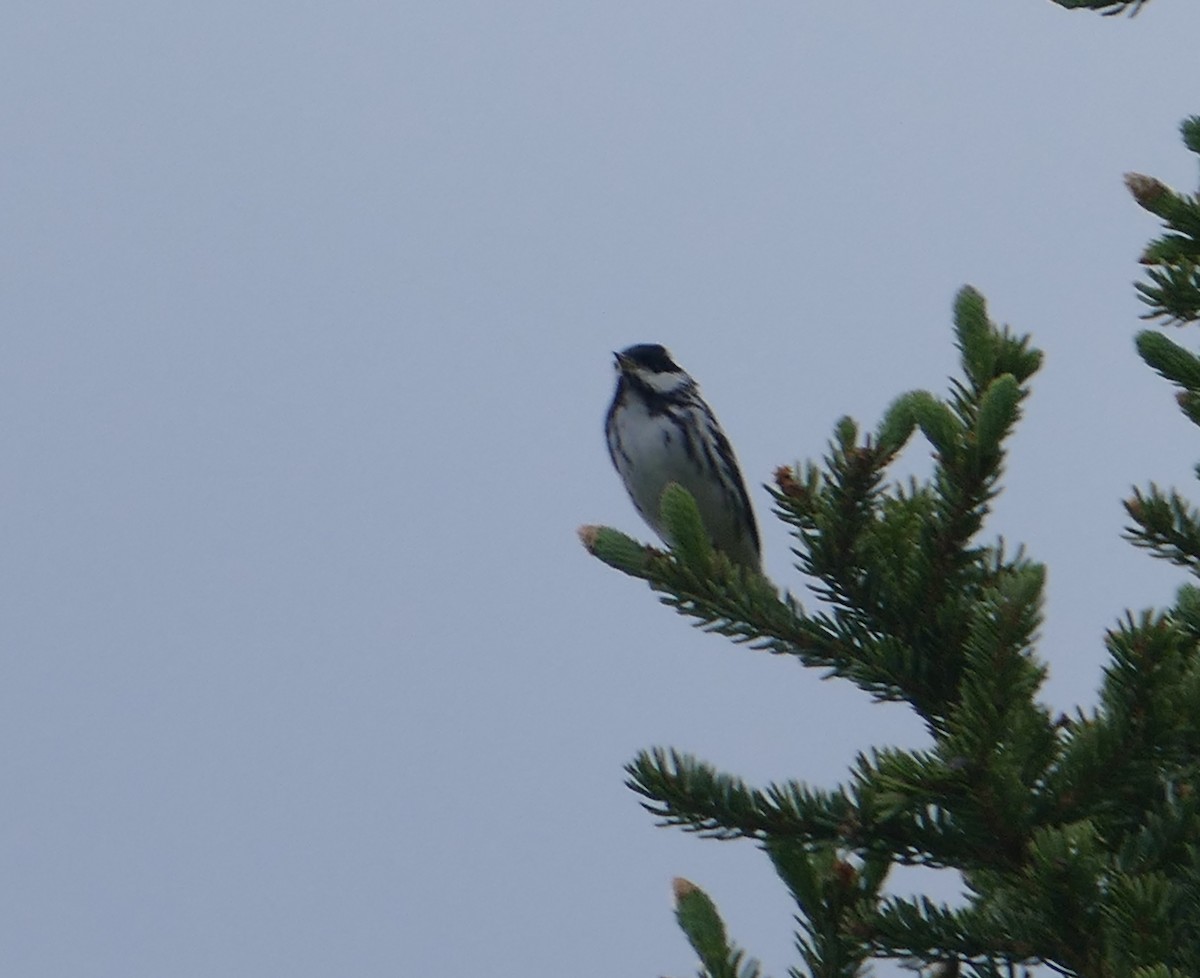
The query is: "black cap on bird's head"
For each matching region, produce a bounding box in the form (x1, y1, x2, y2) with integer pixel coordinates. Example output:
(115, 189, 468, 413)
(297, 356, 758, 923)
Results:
(613, 343, 680, 375)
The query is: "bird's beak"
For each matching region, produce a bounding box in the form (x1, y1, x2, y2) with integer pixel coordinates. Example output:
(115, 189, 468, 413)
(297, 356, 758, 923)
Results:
(613, 351, 631, 372)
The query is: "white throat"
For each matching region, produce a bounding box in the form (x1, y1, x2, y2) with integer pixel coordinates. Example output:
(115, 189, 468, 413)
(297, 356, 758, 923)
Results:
(627, 367, 692, 397)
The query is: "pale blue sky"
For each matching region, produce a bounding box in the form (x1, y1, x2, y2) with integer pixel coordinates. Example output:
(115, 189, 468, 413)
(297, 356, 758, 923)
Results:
(4, 3, 1200, 976)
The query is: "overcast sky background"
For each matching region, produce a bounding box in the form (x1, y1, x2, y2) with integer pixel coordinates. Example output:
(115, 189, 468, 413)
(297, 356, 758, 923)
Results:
(4, 2, 1200, 976)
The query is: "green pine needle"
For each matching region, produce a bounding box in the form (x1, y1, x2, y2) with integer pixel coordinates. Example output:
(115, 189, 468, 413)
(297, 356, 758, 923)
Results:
(973, 375, 1022, 455)
(659, 482, 716, 571)
(1135, 332, 1200, 391)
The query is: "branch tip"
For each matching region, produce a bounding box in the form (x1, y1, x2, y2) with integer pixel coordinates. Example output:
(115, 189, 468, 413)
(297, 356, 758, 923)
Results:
(774, 465, 806, 500)
(577, 524, 602, 553)
(1124, 172, 1170, 209)
(672, 877, 699, 902)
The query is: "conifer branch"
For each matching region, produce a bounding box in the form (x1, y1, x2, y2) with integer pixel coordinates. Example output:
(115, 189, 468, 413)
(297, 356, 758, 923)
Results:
(672, 878, 765, 978)
(1127, 120, 1200, 325)
(1047, 0, 1148, 14)
(625, 747, 853, 842)
(1124, 485, 1200, 572)
(765, 842, 883, 978)
(583, 114, 1200, 977)
(863, 895, 1030, 970)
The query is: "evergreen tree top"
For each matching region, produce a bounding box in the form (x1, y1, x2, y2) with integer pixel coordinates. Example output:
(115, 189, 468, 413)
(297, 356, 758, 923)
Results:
(582, 117, 1200, 978)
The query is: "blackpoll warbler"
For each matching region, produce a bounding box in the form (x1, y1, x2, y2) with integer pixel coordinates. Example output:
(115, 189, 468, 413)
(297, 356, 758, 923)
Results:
(605, 344, 761, 571)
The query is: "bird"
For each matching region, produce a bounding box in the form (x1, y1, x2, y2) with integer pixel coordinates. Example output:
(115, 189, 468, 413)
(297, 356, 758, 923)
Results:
(604, 343, 761, 571)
